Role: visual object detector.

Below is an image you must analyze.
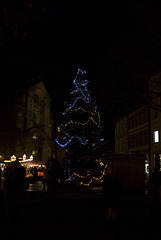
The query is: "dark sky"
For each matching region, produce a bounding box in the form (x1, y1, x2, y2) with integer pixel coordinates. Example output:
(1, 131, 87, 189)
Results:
(1, 1, 161, 144)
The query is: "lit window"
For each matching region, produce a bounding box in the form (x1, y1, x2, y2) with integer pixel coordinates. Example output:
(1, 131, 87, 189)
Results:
(154, 130, 159, 143)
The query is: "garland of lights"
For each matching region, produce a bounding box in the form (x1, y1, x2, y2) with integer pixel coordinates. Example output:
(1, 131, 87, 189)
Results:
(56, 69, 102, 147)
(63, 69, 91, 115)
(55, 135, 89, 147)
(55, 68, 104, 186)
(66, 106, 98, 114)
(65, 162, 108, 187)
(60, 107, 101, 132)
(71, 69, 90, 103)
(59, 116, 100, 129)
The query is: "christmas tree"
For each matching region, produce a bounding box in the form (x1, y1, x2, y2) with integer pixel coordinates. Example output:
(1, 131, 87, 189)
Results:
(55, 69, 105, 186)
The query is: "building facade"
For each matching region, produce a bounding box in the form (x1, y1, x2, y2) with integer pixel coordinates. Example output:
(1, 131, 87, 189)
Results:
(149, 72, 161, 172)
(115, 107, 149, 154)
(115, 116, 128, 154)
(115, 72, 161, 173)
(0, 81, 55, 162)
(115, 107, 149, 181)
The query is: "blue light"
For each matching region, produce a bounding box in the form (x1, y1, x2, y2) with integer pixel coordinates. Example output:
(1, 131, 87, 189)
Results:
(68, 97, 83, 110)
(76, 137, 89, 145)
(77, 69, 86, 75)
(55, 136, 74, 147)
(63, 69, 91, 115)
(55, 68, 103, 150)
(100, 138, 104, 142)
(68, 159, 71, 164)
(69, 177, 75, 181)
(55, 135, 91, 147)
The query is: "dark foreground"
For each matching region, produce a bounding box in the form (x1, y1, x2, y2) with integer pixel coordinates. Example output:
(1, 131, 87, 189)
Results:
(1, 185, 161, 240)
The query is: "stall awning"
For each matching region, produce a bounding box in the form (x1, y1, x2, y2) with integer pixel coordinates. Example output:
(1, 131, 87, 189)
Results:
(21, 160, 46, 167)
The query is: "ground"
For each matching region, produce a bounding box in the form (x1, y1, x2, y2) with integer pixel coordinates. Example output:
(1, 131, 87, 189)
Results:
(1, 181, 161, 240)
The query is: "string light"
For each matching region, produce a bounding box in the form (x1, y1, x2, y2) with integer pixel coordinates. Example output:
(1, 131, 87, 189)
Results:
(63, 69, 91, 115)
(55, 68, 104, 186)
(59, 116, 100, 129)
(55, 136, 74, 147)
(64, 161, 107, 187)
(65, 106, 100, 115)
(55, 135, 90, 147)
(100, 138, 104, 142)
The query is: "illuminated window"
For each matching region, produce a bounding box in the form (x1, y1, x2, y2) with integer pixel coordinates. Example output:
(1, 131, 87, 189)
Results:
(154, 130, 159, 143)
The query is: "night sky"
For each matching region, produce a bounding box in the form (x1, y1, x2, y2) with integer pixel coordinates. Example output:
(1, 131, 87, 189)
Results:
(1, 1, 161, 146)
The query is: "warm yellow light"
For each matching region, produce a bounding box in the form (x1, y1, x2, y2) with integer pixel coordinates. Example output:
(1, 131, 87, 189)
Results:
(10, 155, 16, 162)
(32, 150, 36, 155)
(59, 116, 100, 129)
(4, 160, 11, 163)
(33, 135, 37, 139)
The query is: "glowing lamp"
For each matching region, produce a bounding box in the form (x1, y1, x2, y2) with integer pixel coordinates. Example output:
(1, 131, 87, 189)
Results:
(10, 155, 16, 162)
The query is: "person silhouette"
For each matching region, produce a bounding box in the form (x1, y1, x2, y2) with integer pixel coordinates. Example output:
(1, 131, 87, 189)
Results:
(102, 167, 121, 223)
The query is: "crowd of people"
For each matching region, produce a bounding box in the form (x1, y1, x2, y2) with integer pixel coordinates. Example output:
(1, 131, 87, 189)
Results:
(0, 160, 26, 220)
(0, 158, 65, 220)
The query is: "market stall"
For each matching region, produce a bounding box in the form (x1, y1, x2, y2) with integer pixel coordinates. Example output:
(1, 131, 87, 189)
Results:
(21, 160, 46, 178)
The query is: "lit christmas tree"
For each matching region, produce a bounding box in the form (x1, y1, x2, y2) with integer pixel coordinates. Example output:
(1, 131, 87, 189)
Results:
(55, 69, 105, 186)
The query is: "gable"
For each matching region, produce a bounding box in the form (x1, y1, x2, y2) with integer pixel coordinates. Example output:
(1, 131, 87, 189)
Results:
(27, 81, 51, 101)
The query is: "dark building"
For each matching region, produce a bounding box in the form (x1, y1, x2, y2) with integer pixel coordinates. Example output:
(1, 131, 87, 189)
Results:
(115, 71, 161, 175)
(0, 80, 55, 162)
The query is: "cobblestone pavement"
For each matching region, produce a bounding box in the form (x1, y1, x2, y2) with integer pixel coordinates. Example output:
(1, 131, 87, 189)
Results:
(1, 182, 161, 240)
(27, 180, 45, 191)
